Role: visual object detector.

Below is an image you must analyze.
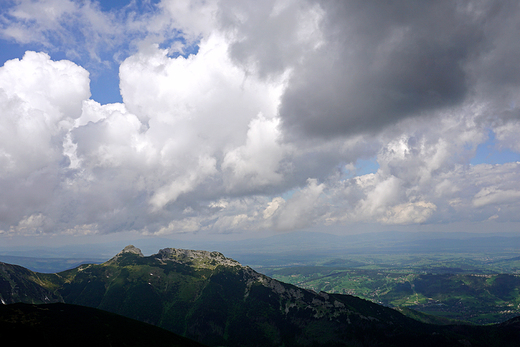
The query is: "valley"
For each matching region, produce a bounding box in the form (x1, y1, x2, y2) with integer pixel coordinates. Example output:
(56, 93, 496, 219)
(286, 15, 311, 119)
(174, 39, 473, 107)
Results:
(260, 252, 520, 324)
(263, 268, 520, 324)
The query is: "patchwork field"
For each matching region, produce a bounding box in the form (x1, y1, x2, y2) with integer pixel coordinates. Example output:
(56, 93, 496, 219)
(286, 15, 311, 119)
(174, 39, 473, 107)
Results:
(261, 253, 520, 324)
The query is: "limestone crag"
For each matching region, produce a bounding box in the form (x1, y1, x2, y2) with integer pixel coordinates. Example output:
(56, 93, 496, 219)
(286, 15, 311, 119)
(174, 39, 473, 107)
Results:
(120, 245, 144, 257)
(154, 248, 242, 269)
(105, 245, 144, 264)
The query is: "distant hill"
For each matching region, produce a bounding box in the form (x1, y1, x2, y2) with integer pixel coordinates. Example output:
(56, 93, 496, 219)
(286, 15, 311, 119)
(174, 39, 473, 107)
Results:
(0, 302, 205, 347)
(0, 254, 105, 273)
(2, 245, 520, 346)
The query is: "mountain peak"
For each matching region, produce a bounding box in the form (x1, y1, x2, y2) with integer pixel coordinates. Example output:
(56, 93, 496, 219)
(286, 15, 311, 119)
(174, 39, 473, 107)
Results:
(105, 245, 144, 264)
(154, 248, 241, 269)
(121, 245, 144, 257)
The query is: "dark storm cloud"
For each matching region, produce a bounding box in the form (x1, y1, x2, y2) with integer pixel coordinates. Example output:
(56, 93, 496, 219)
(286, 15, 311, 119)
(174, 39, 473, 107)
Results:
(278, 0, 518, 139)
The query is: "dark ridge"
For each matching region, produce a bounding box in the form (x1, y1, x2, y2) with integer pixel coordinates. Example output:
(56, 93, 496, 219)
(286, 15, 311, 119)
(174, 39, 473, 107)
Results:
(0, 302, 206, 347)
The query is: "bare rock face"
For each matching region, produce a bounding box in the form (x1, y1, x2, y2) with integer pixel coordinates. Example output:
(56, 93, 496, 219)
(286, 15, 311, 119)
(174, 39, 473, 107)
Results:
(120, 245, 144, 257)
(105, 245, 144, 264)
(154, 248, 242, 269)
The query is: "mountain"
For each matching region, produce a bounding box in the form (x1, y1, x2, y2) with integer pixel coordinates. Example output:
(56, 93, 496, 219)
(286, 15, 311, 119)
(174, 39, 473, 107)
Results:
(0, 262, 61, 304)
(0, 302, 205, 347)
(2, 245, 520, 346)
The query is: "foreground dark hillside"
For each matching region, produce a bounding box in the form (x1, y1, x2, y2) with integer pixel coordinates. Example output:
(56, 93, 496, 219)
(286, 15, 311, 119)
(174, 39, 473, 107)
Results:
(0, 302, 205, 347)
(2, 245, 520, 346)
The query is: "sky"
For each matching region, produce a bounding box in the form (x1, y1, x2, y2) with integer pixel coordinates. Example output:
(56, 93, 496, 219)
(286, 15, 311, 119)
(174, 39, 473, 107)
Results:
(1, 0, 520, 247)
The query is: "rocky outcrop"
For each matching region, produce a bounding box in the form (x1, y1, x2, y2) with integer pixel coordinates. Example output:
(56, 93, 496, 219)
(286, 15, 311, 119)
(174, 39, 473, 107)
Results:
(153, 247, 241, 269)
(105, 245, 144, 264)
(120, 245, 144, 257)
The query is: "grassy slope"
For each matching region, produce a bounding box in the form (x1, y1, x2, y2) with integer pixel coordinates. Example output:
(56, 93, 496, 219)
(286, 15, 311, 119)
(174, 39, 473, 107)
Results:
(0, 262, 62, 304)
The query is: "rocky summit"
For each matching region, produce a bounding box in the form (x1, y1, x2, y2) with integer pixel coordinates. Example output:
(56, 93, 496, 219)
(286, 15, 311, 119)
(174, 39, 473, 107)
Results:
(154, 247, 242, 269)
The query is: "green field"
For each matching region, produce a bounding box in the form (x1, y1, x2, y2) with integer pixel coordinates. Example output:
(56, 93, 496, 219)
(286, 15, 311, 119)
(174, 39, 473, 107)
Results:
(260, 252, 520, 324)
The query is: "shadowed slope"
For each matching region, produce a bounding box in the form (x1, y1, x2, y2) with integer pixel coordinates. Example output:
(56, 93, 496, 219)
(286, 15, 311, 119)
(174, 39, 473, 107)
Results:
(0, 302, 206, 347)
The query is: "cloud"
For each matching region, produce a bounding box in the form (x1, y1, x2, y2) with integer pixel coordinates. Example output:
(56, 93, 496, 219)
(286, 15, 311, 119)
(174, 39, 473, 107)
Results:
(1, 0, 520, 237)
(158, 0, 218, 42)
(270, 178, 326, 231)
(473, 187, 520, 208)
(116, 33, 288, 205)
(0, 0, 122, 62)
(0, 32, 289, 235)
(153, 217, 201, 235)
(278, 0, 520, 142)
(218, 0, 324, 78)
(380, 201, 437, 225)
(0, 51, 89, 230)
(279, 1, 474, 139)
(494, 116, 520, 152)
(222, 115, 286, 192)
